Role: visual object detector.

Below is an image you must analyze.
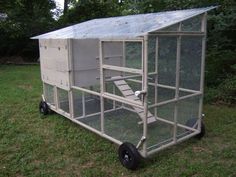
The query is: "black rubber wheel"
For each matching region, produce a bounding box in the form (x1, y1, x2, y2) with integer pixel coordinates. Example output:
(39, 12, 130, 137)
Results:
(39, 101, 49, 115)
(118, 142, 141, 170)
(196, 121, 205, 139)
(186, 118, 205, 139)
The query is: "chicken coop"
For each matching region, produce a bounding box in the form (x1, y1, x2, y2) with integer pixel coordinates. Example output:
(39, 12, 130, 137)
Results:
(33, 6, 216, 169)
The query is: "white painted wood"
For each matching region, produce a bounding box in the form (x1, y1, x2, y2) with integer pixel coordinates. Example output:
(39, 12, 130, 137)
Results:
(113, 77, 156, 124)
(39, 39, 70, 90)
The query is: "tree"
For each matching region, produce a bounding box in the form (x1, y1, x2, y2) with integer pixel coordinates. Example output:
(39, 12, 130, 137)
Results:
(0, 0, 57, 59)
(59, 0, 122, 25)
(64, 0, 69, 14)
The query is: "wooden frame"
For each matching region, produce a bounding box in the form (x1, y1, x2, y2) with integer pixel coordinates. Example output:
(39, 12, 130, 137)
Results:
(41, 12, 208, 158)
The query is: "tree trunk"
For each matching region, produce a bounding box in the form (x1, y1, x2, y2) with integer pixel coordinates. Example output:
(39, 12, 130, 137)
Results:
(64, 0, 69, 14)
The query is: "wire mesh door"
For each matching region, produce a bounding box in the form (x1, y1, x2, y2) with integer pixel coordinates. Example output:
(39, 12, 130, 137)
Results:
(100, 40, 146, 107)
(99, 39, 149, 149)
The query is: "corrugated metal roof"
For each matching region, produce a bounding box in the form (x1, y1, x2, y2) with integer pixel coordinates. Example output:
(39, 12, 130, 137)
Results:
(32, 6, 217, 40)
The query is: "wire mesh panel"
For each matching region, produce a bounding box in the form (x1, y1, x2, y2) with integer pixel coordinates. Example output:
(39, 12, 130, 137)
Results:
(177, 96, 200, 125)
(147, 108, 174, 152)
(179, 90, 192, 97)
(72, 89, 83, 118)
(102, 41, 123, 67)
(84, 85, 101, 93)
(145, 32, 204, 152)
(102, 41, 143, 69)
(147, 36, 177, 106)
(176, 95, 201, 139)
(148, 36, 156, 73)
(104, 99, 143, 146)
(157, 87, 175, 103)
(181, 15, 202, 31)
(104, 69, 143, 101)
(77, 113, 101, 131)
(44, 83, 55, 106)
(155, 103, 175, 122)
(159, 23, 179, 31)
(84, 93, 101, 115)
(58, 88, 70, 113)
(72, 89, 120, 131)
(158, 36, 177, 87)
(73, 90, 101, 131)
(125, 42, 142, 69)
(148, 84, 175, 105)
(79, 114, 101, 131)
(180, 36, 202, 91)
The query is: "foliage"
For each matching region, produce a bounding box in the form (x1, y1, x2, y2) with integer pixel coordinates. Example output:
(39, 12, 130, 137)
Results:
(58, 0, 122, 26)
(0, 0, 57, 60)
(218, 76, 236, 104)
(205, 76, 236, 105)
(205, 50, 236, 86)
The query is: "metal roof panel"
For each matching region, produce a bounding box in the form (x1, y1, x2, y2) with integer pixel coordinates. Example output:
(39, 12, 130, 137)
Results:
(32, 6, 217, 39)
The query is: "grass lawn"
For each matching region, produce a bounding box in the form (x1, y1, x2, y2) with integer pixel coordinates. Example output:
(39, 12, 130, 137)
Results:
(0, 65, 235, 177)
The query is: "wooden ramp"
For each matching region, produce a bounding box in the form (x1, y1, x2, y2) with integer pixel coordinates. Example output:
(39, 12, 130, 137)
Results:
(113, 78, 156, 124)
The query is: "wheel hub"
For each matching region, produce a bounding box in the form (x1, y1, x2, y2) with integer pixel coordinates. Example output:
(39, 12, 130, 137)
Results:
(124, 154, 130, 162)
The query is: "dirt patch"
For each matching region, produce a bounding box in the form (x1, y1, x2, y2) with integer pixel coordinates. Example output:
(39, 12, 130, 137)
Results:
(81, 161, 94, 169)
(192, 146, 212, 153)
(18, 84, 33, 91)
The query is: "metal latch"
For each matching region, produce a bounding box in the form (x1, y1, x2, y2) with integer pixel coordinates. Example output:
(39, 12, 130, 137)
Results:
(134, 90, 146, 97)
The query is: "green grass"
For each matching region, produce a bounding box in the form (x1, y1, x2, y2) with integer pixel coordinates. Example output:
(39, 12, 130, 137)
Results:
(0, 65, 236, 177)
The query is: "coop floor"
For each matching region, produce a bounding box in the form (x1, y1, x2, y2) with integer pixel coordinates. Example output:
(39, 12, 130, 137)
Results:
(76, 108, 190, 151)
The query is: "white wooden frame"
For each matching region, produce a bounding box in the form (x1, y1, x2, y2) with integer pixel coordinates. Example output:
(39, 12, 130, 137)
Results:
(41, 13, 208, 158)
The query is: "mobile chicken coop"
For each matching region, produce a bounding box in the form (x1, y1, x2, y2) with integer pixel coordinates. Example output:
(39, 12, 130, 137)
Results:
(33, 7, 216, 169)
